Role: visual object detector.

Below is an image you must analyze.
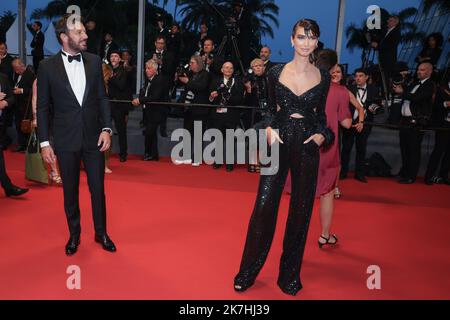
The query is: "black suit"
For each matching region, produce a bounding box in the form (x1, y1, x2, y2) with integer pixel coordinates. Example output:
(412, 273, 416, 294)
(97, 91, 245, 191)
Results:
(108, 65, 131, 158)
(341, 84, 380, 178)
(13, 68, 36, 148)
(31, 30, 45, 72)
(0, 73, 15, 190)
(426, 86, 450, 180)
(37, 51, 112, 238)
(399, 78, 435, 181)
(378, 26, 401, 81)
(139, 74, 168, 158)
(208, 76, 245, 164)
(180, 70, 211, 160)
(0, 56, 15, 147)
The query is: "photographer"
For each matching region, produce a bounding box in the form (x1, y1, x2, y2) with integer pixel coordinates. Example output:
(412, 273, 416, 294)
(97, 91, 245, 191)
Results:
(387, 62, 411, 125)
(108, 50, 131, 163)
(197, 38, 224, 79)
(132, 60, 168, 161)
(244, 58, 268, 173)
(208, 61, 245, 172)
(394, 61, 435, 184)
(177, 55, 211, 166)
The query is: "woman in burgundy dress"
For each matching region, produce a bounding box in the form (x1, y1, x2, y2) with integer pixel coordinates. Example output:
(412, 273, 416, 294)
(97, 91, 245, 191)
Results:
(284, 61, 364, 247)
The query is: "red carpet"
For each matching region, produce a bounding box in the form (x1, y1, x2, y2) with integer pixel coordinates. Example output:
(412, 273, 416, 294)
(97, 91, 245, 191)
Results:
(0, 150, 449, 300)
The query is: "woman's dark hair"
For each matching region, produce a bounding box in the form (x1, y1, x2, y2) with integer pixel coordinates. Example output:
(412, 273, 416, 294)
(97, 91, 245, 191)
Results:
(291, 19, 320, 39)
(424, 32, 444, 49)
(316, 49, 337, 71)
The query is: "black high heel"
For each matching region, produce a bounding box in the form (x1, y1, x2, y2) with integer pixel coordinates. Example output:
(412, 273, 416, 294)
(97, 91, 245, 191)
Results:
(318, 234, 339, 248)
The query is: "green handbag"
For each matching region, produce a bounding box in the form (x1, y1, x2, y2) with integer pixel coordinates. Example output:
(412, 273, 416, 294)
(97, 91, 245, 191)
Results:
(25, 130, 49, 184)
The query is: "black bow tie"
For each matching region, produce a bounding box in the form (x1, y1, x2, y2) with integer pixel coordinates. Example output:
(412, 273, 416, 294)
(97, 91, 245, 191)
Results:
(68, 54, 81, 63)
(358, 87, 366, 91)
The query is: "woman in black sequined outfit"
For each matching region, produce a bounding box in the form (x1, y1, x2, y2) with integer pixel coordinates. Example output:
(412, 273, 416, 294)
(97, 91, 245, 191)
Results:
(234, 19, 334, 296)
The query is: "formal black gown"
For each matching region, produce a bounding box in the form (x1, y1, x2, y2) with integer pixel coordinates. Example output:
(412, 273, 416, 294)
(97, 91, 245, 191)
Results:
(234, 64, 333, 295)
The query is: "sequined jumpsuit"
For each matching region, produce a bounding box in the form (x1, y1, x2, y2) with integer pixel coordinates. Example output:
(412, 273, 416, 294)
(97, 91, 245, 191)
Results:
(234, 64, 333, 295)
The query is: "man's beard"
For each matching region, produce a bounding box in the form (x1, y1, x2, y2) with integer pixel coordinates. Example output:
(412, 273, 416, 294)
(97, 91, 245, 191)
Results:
(68, 37, 87, 53)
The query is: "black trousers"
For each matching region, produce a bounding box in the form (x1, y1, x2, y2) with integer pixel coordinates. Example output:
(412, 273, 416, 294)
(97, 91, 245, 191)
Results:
(399, 119, 424, 180)
(33, 55, 44, 73)
(14, 105, 28, 148)
(0, 149, 13, 190)
(183, 112, 208, 160)
(235, 118, 320, 295)
(425, 124, 450, 179)
(209, 113, 239, 164)
(57, 148, 107, 237)
(111, 104, 128, 157)
(341, 125, 372, 177)
(143, 108, 163, 157)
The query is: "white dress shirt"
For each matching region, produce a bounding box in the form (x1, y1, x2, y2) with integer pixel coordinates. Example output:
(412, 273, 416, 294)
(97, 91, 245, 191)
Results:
(354, 84, 367, 120)
(401, 78, 429, 117)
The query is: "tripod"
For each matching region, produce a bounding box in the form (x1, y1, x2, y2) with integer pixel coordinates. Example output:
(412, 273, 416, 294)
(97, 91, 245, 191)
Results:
(217, 29, 246, 76)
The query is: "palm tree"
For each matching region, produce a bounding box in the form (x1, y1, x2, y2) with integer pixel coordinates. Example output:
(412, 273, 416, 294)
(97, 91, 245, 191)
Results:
(178, 0, 224, 32)
(423, 0, 450, 14)
(240, 0, 279, 39)
(345, 7, 424, 65)
(0, 10, 16, 42)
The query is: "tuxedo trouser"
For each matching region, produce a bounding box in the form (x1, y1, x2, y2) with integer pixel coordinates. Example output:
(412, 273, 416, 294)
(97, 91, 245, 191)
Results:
(399, 121, 424, 180)
(14, 104, 28, 148)
(208, 114, 238, 165)
(111, 104, 128, 157)
(341, 125, 372, 177)
(143, 108, 163, 157)
(57, 148, 107, 237)
(183, 112, 208, 160)
(425, 124, 450, 179)
(0, 150, 13, 190)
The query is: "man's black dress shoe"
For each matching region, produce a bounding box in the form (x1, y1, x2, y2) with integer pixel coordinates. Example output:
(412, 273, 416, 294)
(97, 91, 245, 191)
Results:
(119, 155, 127, 162)
(226, 164, 234, 172)
(5, 186, 29, 197)
(213, 163, 222, 169)
(398, 178, 415, 184)
(95, 234, 117, 252)
(424, 177, 435, 185)
(65, 237, 80, 256)
(144, 154, 159, 161)
(160, 126, 168, 138)
(355, 175, 368, 183)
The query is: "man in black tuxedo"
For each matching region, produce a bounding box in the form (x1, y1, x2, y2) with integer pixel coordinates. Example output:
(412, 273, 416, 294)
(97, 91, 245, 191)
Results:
(208, 61, 245, 172)
(259, 46, 275, 71)
(108, 50, 131, 162)
(12, 59, 36, 152)
(31, 21, 45, 73)
(341, 68, 381, 183)
(0, 41, 15, 150)
(85, 20, 100, 55)
(132, 59, 168, 161)
(393, 62, 435, 184)
(0, 72, 28, 197)
(151, 35, 175, 137)
(37, 14, 116, 255)
(371, 16, 401, 89)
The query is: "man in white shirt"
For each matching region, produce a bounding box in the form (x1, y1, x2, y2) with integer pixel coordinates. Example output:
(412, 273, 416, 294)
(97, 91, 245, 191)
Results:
(37, 14, 116, 255)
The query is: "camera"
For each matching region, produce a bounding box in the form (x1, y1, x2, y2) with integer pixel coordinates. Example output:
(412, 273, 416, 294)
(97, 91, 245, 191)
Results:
(243, 68, 255, 83)
(176, 63, 190, 77)
(392, 74, 404, 86)
(216, 83, 231, 106)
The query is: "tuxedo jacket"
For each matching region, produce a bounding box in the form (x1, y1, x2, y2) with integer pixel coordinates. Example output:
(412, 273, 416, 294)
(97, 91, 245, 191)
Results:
(348, 84, 381, 123)
(0, 54, 14, 83)
(139, 74, 169, 123)
(209, 76, 245, 122)
(431, 86, 450, 126)
(150, 50, 176, 78)
(31, 31, 45, 57)
(108, 65, 131, 102)
(37, 51, 112, 152)
(378, 26, 401, 69)
(13, 68, 36, 112)
(0, 73, 15, 123)
(180, 70, 211, 117)
(402, 78, 435, 123)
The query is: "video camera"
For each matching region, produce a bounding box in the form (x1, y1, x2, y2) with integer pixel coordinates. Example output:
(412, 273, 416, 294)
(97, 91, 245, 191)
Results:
(176, 63, 190, 78)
